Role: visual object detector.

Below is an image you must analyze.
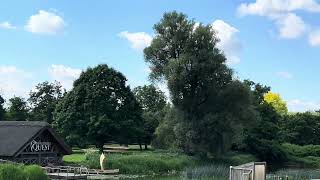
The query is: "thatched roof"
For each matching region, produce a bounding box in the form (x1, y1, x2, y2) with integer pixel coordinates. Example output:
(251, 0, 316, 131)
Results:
(0, 121, 71, 157)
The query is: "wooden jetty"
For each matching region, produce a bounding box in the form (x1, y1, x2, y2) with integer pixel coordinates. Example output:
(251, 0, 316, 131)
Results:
(43, 166, 119, 179)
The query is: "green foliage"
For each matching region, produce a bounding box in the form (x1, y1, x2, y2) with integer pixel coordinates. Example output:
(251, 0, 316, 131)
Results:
(133, 85, 167, 148)
(0, 164, 47, 180)
(23, 165, 48, 180)
(0, 164, 25, 180)
(144, 11, 257, 156)
(84, 150, 101, 169)
(281, 112, 320, 145)
(244, 103, 287, 162)
(282, 143, 320, 157)
(133, 85, 166, 112)
(152, 106, 179, 150)
(28, 81, 64, 124)
(218, 152, 258, 166)
(243, 81, 287, 163)
(83, 151, 196, 175)
(288, 156, 320, 168)
(6, 96, 29, 121)
(53, 64, 143, 150)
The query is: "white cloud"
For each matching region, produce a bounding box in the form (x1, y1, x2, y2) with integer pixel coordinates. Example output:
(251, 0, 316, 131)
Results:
(287, 99, 320, 112)
(118, 31, 152, 50)
(0, 66, 33, 99)
(308, 30, 320, 46)
(237, 0, 320, 41)
(25, 10, 65, 35)
(49, 65, 81, 90)
(277, 13, 307, 39)
(211, 20, 242, 65)
(276, 71, 293, 79)
(238, 0, 320, 17)
(0, 21, 16, 29)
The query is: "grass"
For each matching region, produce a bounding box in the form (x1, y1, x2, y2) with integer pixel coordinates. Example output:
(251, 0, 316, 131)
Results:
(181, 164, 229, 180)
(63, 145, 257, 176)
(63, 148, 87, 164)
(268, 169, 320, 180)
(0, 163, 47, 180)
(87, 150, 199, 175)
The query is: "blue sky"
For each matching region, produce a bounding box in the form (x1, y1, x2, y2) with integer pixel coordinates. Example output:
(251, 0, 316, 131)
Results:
(1, 0, 320, 112)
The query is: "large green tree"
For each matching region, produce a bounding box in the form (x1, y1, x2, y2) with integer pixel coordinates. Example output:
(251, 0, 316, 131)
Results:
(243, 81, 286, 162)
(133, 85, 167, 149)
(144, 11, 256, 155)
(0, 95, 5, 120)
(29, 81, 65, 123)
(53, 64, 143, 151)
(6, 96, 29, 121)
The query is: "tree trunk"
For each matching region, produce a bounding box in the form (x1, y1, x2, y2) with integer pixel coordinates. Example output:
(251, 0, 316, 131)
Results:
(98, 144, 104, 153)
(138, 138, 142, 151)
(144, 144, 148, 150)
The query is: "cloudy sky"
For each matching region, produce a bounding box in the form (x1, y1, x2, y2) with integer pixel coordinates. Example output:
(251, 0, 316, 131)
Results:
(1, 0, 320, 112)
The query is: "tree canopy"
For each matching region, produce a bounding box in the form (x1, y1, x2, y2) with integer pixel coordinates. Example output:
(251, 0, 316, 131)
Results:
(29, 81, 65, 123)
(53, 64, 143, 150)
(264, 91, 288, 115)
(144, 11, 256, 155)
(133, 85, 167, 149)
(6, 96, 29, 121)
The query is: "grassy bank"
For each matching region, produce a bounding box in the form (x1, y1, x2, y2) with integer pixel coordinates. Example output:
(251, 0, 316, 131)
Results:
(0, 163, 47, 180)
(63, 147, 257, 175)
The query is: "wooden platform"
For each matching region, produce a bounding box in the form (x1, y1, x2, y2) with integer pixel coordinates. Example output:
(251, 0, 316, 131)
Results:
(48, 172, 87, 180)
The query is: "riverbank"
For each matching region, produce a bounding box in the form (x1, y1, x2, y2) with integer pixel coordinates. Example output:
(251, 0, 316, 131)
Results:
(63, 146, 257, 176)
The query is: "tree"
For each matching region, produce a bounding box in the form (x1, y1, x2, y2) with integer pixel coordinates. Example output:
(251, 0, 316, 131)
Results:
(281, 112, 320, 145)
(144, 11, 256, 155)
(243, 81, 286, 162)
(264, 91, 288, 115)
(53, 64, 143, 151)
(0, 95, 5, 120)
(133, 85, 167, 149)
(133, 85, 166, 112)
(29, 81, 65, 123)
(6, 96, 29, 121)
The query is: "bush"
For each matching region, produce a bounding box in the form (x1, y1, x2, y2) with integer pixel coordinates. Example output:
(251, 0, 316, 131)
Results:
(0, 164, 47, 180)
(23, 165, 48, 180)
(84, 150, 101, 169)
(282, 143, 320, 157)
(0, 164, 26, 180)
(219, 152, 258, 165)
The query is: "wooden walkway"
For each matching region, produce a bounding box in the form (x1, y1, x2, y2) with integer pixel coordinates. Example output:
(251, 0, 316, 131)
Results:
(43, 166, 119, 180)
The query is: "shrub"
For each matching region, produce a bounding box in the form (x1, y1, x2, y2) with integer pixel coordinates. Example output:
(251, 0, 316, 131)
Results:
(84, 150, 101, 169)
(282, 143, 320, 157)
(0, 164, 26, 180)
(23, 165, 48, 180)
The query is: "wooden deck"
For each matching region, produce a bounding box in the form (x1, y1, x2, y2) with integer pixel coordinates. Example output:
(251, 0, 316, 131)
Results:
(43, 166, 119, 180)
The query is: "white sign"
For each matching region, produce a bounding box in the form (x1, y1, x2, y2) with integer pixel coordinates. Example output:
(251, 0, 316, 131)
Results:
(30, 140, 51, 152)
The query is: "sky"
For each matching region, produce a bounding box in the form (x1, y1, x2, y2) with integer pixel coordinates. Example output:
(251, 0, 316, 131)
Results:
(1, 0, 320, 112)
